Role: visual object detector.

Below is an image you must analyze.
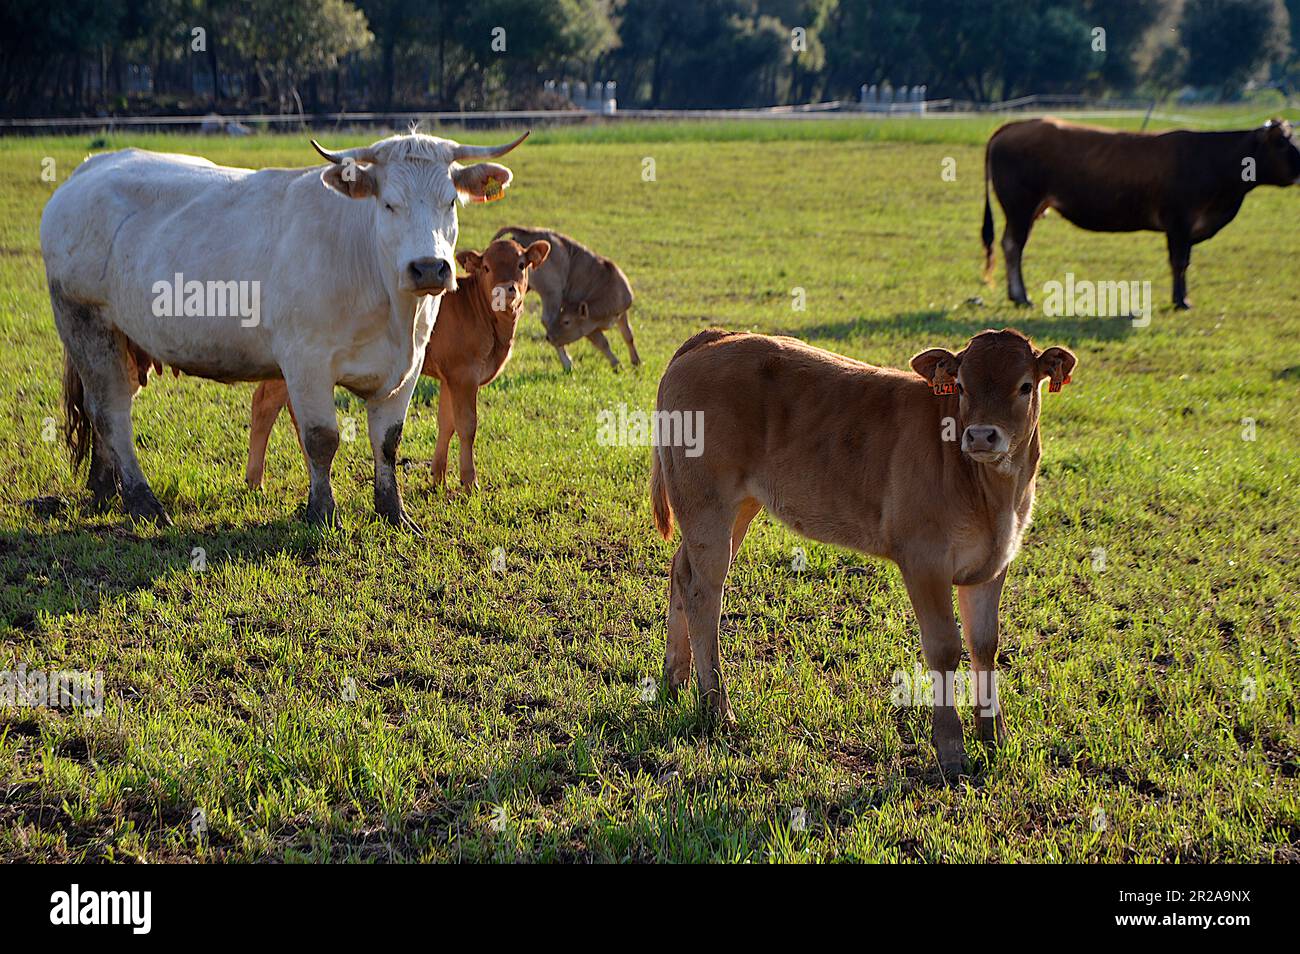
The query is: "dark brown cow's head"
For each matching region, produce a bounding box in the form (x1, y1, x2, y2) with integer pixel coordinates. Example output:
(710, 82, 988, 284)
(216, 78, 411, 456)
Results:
(912, 329, 1076, 465)
(1253, 119, 1300, 186)
(456, 238, 550, 315)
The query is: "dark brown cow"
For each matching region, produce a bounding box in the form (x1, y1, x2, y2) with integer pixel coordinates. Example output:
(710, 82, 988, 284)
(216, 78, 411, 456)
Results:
(650, 328, 1076, 777)
(982, 117, 1300, 309)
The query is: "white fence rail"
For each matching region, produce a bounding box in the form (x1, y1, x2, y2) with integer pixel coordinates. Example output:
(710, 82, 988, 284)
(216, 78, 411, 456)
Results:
(0, 94, 1180, 132)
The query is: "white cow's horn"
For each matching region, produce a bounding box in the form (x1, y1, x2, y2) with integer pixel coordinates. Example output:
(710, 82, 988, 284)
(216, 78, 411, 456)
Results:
(310, 140, 378, 165)
(450, 131, 530, 161)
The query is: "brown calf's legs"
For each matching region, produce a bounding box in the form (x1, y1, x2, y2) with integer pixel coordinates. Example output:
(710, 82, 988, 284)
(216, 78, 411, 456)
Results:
(450, 379, 479, 490)
(431, 385, 456, 487)
(957, 568, 1007, 746)
(246, 380, 289, 488)
(586, 329, 620, 369)
(615, 313, 642, 367)
(664, 544, 693, 694)
(900, 565, 968, 776)
(663, 498, 760, 722)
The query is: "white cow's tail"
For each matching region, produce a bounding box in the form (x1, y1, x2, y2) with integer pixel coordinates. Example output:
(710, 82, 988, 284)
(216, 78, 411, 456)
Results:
(62, 349, 91, 472)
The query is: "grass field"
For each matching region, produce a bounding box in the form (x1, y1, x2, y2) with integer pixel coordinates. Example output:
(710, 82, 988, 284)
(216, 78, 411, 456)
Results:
(1, 111, 1297, 862)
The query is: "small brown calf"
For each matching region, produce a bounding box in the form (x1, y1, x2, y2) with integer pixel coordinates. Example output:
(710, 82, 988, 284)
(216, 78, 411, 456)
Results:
(650, 328, 1076, 776)
(245, 238, 549, 491)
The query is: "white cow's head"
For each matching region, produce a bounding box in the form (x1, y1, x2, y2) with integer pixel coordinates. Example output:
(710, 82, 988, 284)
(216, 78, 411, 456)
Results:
(311, 132, 527, 297)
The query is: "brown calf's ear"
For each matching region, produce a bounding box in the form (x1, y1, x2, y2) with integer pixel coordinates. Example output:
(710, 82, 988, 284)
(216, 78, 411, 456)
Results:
(910, 348, 960, 395)
(1037, 346, 1077, 392)
(451, 162, 513, 203)
(320, 163, 379, 200)
(578, 301, 590, 320)
(456, 249, 484, 274)
(525, 240, 550, 268)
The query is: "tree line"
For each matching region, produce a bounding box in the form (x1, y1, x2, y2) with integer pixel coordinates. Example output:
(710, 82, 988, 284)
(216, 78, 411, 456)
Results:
(3, 0, 1298, 118)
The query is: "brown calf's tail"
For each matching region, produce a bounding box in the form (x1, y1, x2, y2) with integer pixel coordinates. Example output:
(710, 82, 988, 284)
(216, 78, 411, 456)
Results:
(62, 349, 90, 473)
(981, 134, 996, 285)
(650, 446, 673, 539)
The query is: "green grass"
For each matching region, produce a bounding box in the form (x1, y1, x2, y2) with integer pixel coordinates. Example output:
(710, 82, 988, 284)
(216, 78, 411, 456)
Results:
(0, 116, 1297, 862)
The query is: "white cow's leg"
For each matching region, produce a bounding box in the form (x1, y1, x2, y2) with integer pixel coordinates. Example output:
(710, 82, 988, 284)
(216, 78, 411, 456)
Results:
(365, 371, 421, 532)
(282, 369, 339, 526)
(50, 289, 169, 523)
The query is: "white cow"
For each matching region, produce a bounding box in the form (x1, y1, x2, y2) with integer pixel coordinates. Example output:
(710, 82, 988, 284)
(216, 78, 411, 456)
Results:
(40, 131, 527, 528)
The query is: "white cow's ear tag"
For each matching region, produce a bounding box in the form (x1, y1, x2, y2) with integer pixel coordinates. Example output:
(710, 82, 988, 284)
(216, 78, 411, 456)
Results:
(472, 176, 505, 204)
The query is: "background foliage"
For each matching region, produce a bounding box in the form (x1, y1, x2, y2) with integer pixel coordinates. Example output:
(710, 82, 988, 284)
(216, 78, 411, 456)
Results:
(2, 0, 1299, 116)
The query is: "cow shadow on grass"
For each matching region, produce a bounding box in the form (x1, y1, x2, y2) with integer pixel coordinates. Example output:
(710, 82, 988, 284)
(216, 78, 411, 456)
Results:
(784, 308, 1141, 348)
(0, 518, 325, 630)
(349, 696, 959, 861)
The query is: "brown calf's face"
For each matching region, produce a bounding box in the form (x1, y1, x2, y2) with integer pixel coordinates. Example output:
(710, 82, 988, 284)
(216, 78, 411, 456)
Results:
(548, 300, 596, 346)
(456, 238, 550, 314)
(912, 330, 1076, 464)
(1255, 119, 1300, 186)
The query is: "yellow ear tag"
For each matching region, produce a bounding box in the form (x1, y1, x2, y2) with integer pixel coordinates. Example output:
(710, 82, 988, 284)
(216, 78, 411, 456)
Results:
(474, 176, 504, 203)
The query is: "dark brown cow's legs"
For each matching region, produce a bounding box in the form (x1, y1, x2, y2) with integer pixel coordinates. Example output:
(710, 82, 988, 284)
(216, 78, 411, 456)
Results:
(1167, 229, 1193, 309)
(1001, 216, 1035, 306)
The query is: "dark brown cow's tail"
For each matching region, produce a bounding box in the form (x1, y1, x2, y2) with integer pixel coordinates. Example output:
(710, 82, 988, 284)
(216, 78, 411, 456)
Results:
(981, 135, 996, 285)
(62, 349, 90, 473)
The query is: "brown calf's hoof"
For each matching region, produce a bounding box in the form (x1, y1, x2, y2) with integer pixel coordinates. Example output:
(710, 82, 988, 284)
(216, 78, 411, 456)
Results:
(938, 752, 971, 781)
(700, 700, 737, 731)
(1174, 300, 1191, 311)
(977, 712, 1007, 747)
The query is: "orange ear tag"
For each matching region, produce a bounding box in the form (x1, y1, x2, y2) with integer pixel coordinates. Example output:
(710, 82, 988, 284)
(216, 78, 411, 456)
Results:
(932, 365, 957, 396)
(1048, 374, 1071, 393)
(472, 176, 504, 204)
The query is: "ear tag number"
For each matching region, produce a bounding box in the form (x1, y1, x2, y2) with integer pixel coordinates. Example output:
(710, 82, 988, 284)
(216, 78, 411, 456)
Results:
(932, 365, 957, 396)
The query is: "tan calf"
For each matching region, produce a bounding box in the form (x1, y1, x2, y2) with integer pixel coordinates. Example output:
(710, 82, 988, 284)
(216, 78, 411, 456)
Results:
(245, 238, 549, 491)
(650, 328, 1076, 776)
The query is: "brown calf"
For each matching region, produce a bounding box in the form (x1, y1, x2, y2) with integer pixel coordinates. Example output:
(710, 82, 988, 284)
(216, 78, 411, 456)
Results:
(492, 226, 638, 371)
(245, 238, 550, 491)
(650, 328, 1076, 777)
(983, 117, 1300, 309)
